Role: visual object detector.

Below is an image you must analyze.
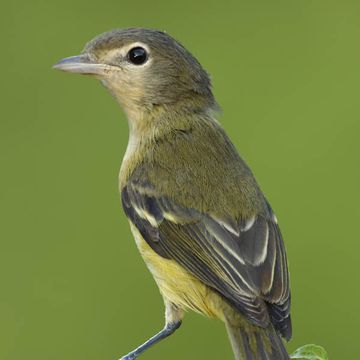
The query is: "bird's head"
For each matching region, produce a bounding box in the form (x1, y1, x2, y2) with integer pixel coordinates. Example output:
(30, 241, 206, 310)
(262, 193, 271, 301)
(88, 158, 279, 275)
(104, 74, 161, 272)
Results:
(54, 28, 216, 121)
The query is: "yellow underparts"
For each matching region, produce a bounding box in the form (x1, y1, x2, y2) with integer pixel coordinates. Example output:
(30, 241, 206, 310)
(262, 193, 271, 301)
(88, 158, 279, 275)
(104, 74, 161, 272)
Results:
(130, 222, 229, 321)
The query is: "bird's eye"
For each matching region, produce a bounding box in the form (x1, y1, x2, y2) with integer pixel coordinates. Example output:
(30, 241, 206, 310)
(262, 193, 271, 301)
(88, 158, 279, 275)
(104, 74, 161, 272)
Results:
(128, 47, 148, 65)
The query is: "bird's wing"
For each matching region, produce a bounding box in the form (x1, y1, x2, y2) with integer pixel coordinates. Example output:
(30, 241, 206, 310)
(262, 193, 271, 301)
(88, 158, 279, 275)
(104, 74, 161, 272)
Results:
(122, 180, 291, 339)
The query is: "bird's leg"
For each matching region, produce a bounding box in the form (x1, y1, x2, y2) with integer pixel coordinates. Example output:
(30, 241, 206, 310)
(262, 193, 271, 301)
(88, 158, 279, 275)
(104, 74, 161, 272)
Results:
(119, 322, 181, 360)
(119, 302, 184, 360)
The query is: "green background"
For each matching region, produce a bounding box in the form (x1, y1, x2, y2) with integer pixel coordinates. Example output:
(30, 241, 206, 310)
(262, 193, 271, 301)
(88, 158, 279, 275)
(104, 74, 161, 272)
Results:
(1, 1, 359, 359)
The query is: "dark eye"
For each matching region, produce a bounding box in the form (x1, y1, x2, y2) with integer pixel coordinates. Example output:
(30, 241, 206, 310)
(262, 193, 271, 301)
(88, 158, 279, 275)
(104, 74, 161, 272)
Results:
(128, 47, 148, 65)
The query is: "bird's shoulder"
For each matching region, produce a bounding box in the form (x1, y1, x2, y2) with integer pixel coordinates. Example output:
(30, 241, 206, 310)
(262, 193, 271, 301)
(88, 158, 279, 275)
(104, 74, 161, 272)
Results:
(123, 115, 267, 219)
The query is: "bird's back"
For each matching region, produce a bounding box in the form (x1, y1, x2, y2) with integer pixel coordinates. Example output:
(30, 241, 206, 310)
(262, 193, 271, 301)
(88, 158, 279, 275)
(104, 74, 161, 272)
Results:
(120, 113, 265, 218)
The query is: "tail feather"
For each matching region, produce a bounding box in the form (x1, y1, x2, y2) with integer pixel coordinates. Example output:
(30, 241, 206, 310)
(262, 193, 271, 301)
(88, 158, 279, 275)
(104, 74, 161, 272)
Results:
(225, 320, 289, 360)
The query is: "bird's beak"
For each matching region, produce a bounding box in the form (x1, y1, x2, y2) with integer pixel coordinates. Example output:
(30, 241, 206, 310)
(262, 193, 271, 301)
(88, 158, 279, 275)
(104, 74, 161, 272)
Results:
(52, 54, 112, 76)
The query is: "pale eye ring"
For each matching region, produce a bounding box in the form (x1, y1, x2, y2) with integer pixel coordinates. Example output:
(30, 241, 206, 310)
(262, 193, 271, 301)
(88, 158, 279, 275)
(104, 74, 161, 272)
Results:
(127, 47, 148, 65)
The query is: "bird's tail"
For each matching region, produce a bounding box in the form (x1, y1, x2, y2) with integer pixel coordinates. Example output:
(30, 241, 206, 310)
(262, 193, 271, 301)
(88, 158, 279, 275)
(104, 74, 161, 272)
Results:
(225, 320, 289, 360)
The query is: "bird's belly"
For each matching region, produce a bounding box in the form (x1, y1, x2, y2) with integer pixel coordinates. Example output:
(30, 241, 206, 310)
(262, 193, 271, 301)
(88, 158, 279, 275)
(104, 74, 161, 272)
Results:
(129, 222, 225, 320)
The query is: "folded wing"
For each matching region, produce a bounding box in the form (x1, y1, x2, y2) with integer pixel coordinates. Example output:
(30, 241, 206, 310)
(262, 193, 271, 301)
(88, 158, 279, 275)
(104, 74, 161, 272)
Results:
(122, 180, 291, 340)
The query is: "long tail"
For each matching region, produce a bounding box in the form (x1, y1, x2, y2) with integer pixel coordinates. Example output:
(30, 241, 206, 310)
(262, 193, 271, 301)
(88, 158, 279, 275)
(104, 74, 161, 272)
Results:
(225, 320, 289, 360)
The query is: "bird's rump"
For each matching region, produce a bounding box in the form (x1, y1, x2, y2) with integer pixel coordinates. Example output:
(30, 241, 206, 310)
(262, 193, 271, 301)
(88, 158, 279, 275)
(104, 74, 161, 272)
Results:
(122, 179, 292, 340)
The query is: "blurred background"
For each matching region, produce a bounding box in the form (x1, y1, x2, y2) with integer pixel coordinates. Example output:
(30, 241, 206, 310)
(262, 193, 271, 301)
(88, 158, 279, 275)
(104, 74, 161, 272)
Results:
(1, 0, 359, 359)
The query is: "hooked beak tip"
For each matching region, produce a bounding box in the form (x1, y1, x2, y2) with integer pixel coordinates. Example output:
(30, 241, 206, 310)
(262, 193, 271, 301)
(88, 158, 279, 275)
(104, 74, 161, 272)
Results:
(53, 55, 87, 71)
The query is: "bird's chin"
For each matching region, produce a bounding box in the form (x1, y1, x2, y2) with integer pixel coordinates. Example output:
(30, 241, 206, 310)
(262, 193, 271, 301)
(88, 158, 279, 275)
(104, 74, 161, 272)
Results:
(53, 55, 113, 76)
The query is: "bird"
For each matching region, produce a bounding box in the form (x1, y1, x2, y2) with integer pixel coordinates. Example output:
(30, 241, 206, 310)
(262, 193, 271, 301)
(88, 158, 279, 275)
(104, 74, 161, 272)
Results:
(53, 28, 292, 360)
